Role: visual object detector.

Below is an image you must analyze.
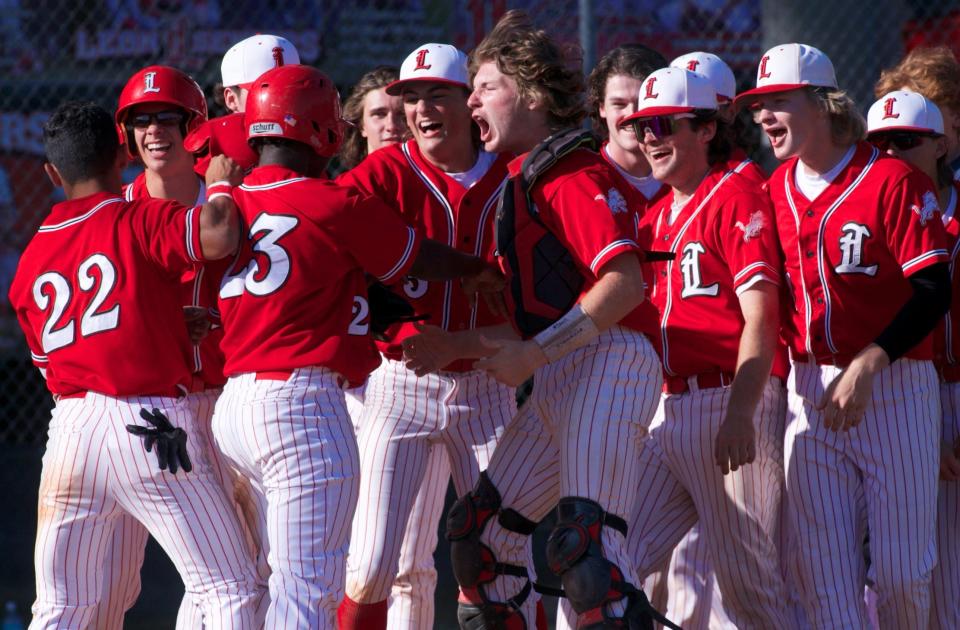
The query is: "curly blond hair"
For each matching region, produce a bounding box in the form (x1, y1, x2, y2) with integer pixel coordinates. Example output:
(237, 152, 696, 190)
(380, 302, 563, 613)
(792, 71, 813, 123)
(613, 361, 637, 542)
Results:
(469, 10, 585, 130)
(875, 46, 960, 115)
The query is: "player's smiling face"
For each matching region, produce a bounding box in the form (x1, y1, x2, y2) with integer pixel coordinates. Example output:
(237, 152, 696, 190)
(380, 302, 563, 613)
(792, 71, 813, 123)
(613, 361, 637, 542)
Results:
(131, 103, 194, 175)
(639, 116, 713, 192)
(600, 74, 644, 157)
(401, 81, 474, 169)
(753, 88, 821, 161)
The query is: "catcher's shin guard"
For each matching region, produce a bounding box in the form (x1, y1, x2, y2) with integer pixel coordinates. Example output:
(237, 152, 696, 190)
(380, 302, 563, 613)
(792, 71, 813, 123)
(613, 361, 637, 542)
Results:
(447, 472, 539, 629)
(546, 497, 661, 629)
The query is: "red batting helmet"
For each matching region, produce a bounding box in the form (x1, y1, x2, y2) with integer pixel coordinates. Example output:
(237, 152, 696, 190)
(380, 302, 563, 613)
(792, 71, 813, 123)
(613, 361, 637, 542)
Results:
(116, 65, 208, 158)
(245, 65, 343, 157)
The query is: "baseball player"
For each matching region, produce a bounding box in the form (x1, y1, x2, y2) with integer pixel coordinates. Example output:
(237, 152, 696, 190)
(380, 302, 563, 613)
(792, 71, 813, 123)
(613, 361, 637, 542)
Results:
(604, 67, 793, 630)
(91, 64, 266, 630)
(8, 101, 261, 629)
(208, 63, 505, 629)
(647, 50, 772, 630)
(340, 66, 407, 170)
(866, 90, 960, 630)
(588, 44, 668, 210)
(873, 46, 960, 177)
(220, 33, 299, 114)
(739, 43, 951, 628)
(413, 11, 664, 628)
(334, 43, 518, 630)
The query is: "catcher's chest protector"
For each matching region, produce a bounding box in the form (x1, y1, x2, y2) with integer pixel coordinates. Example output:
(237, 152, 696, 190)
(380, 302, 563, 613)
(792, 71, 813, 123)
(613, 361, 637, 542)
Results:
(495, 128, 599, 337)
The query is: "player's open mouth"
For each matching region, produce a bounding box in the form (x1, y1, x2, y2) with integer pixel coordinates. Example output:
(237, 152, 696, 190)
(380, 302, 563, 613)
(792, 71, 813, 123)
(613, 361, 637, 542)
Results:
(649, 148, 671, 162)
(474, 115, 491, 142)
(766, 127, 787, 148)
(417, 121, 443, 137)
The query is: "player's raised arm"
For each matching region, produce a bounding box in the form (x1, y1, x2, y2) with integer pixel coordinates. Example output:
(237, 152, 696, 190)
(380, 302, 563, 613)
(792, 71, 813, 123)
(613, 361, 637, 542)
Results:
(197, 154, 244, 260)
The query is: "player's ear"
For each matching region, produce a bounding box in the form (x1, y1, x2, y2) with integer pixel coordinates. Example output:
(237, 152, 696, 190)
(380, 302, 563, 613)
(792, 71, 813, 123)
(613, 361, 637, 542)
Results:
(697, 119, 717, 144)
(43, 162, 63, 188)
(936, 136, 948, 160)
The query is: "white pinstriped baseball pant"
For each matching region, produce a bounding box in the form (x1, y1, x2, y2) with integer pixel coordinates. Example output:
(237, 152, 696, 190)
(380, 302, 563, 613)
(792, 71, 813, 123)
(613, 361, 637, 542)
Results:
(30, 393, 261, 630)
(345, 358, 511, 618)
(345, 381, 453, 630)
(785, 358, 940, 629)
(597, 378, 792, 630)
(479, 326, 662, 626)
(931, 380, 960, 630)
(212, 367, 359, 629)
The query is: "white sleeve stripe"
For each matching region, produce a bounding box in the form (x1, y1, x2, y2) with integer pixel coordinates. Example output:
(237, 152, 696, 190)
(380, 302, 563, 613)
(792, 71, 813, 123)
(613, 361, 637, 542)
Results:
(378, 226, 417, 283)
(31, 351, 48, 363)
(734, 261, 779, 282)
(185, 206, 200, 262)
(902, 249, 948, 272)
(735, 273, 778, 295)
(590, 239, 638, 274)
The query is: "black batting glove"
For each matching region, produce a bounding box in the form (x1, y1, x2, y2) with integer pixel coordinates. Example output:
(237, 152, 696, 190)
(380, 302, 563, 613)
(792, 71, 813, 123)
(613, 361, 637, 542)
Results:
(126, 408, 193, 475)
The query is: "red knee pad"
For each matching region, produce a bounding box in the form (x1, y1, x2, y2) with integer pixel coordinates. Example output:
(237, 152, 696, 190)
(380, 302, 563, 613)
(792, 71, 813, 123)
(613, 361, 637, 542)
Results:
(336, 595, 387, 630)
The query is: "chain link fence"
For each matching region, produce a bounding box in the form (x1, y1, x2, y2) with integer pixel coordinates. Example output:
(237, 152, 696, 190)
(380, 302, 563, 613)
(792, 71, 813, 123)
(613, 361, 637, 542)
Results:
(1, 0, 958, 445)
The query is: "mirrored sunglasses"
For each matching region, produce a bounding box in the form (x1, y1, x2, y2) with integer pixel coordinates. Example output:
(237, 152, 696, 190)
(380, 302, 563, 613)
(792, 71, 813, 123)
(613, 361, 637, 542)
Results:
(629, 114, 695, 141)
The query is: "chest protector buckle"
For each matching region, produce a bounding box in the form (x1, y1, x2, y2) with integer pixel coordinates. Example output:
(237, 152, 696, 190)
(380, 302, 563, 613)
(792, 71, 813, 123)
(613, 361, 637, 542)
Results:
(495, 128, 600, 337)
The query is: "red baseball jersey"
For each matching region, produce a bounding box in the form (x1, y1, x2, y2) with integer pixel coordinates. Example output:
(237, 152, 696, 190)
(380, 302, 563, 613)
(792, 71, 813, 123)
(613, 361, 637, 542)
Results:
(768, 142, 949, 364)
(218, 165, 422, 384)
(8, 192, 204, 396)
(502, 148, 658, 338)
(640, 166, 783, 378)
(125, 171, 228, 388)
(935, 181, 960, 374)
(337, 140, 509, 370)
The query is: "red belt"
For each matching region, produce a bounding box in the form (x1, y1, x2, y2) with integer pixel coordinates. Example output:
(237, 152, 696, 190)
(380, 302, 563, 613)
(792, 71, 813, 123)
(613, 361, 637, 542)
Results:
(663, 371, 734, 394)
(788, 348, 855, 368)
(940, 363, 960, 383)
(58, 385, 186, 400)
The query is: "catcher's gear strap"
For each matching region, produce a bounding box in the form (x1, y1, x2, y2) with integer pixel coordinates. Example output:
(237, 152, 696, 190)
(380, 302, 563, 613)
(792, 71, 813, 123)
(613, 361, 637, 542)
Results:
(545, 497, 668, 629)
(494, 128, 599, 337)
(448, 473, 537, 625)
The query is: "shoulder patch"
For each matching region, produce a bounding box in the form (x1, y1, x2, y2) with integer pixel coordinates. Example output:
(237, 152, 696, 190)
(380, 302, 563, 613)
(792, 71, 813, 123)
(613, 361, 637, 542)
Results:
(595, 187, 628, 214)
(911, 190, 939, 226)
(735, 210, 765, 242)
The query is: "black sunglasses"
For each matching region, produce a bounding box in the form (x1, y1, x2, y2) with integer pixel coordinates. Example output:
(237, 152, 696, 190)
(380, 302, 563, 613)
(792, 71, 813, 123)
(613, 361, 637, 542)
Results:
(129, 110, 187, 129)
(869, 131, 938, 152)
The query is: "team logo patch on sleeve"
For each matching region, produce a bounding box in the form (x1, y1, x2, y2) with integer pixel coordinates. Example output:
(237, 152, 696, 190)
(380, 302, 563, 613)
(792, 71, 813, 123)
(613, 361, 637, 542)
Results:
(595, 188, 628, 214)
(735, 211, 765, 242)
(911, 191, 939, 226)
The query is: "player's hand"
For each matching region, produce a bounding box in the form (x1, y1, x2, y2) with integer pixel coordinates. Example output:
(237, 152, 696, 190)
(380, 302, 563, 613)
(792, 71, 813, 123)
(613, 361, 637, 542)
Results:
(401, 323, 460, 376)
(941, 440, 960, 481)
(461, 265, 508, 319)
(126, 408, 193, 475)
(183, 306, 211, 344)
(474, 336, 546, 387)
(205, 154, 243, 187)
(817, 359, 877, 432)
(714, 411, 756, 475)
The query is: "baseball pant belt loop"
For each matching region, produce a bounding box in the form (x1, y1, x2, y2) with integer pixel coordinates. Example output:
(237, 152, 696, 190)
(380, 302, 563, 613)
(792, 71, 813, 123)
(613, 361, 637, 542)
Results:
(254, 368, 349, 389)
(663, 371, 735, 395)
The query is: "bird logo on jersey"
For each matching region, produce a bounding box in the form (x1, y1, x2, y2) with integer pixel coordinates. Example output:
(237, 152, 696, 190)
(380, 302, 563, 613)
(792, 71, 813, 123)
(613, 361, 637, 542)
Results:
(595, 188, 628, 214)
(911, 191, 939, 226)
(735, 211, 765, 242)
